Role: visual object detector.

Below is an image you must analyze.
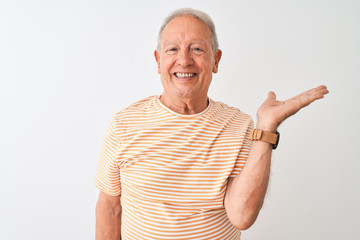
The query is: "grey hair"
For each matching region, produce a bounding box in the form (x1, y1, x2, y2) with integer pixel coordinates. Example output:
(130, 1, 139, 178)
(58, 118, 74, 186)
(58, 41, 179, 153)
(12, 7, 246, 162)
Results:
(157, 8, 219, 52)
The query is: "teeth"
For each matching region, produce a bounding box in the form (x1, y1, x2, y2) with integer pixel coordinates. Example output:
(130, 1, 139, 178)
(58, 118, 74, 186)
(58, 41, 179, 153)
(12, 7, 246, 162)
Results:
(175, 73, 195, 78)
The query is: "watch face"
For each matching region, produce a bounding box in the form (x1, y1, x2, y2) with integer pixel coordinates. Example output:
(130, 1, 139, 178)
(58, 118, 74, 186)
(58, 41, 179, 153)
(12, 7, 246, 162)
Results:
(272, 131, 280, 150)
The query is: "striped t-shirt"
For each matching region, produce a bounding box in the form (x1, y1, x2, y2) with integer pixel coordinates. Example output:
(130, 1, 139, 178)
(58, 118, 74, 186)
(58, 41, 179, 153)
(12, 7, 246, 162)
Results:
(95, 95, 253, 240)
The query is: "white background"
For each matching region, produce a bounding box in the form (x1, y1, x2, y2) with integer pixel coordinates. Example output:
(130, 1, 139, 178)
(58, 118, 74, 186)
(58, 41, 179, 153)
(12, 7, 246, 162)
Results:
(1, 0, 359, 239)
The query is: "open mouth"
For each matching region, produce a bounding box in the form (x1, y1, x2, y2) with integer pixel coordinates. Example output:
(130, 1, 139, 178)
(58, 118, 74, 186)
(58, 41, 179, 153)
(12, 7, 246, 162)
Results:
(174, 72, 197, 78)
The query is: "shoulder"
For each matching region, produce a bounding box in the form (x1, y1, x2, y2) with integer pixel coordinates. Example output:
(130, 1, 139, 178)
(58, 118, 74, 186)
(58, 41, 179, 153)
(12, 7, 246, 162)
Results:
(113, 95, 157, 119)
(211, 99, 253, 123)
(109, 95, 163, 130)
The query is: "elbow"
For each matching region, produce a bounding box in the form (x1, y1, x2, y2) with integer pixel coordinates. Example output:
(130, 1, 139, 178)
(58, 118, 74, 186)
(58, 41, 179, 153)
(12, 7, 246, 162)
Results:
(224, 198, 263, 230)
(229, 215, 257, 231)
(233, 219, 255, 231)
(225, 204, 260, 231)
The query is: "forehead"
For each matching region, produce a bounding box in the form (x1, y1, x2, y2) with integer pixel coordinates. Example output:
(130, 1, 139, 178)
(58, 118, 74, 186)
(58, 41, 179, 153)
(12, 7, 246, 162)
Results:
(160, 15, 212, 45)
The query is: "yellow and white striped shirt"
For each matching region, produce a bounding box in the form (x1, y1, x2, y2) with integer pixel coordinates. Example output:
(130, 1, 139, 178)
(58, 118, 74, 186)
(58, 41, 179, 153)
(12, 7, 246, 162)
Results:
(96, 95, 253, 239)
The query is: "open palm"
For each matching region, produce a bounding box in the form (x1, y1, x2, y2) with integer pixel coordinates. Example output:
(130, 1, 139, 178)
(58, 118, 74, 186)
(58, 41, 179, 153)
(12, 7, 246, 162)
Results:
(256, 85, 329, 131)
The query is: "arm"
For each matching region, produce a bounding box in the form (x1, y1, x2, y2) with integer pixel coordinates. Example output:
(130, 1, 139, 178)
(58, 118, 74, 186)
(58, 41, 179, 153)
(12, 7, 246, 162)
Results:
(224, 85, 329, 230)
(96, 191, 122, 240)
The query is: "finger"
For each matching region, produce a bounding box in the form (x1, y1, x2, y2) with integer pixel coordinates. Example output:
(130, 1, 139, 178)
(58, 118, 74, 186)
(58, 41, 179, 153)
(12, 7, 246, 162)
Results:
(315, 85, 329, 97)
(304, 85, 329, 102)
(317, 85, 329, 92)
(267, 91, 276, 101)
(265, 91, 285, 106)
(288, 85, 329, 109)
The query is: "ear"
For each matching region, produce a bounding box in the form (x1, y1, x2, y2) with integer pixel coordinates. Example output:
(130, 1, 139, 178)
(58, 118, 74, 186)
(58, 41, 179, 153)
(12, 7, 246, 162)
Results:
(154, 50, 161, 74)
(212, 49, 222, 74)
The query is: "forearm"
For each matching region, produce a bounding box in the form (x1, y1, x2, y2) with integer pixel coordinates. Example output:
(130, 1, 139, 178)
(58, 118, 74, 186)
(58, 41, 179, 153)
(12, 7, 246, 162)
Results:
(96, 199, 122, 240)
(224, 140, 272, 230)
(224, 85, 329, 230)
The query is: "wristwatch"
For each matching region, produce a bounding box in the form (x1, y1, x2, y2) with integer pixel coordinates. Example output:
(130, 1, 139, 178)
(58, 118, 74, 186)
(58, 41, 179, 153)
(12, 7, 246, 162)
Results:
(249, 129, 280, 150)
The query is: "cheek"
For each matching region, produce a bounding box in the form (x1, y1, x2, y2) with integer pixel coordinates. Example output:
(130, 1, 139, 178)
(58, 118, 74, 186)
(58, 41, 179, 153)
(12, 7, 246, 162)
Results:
(200, 61, 214, 74)
(200, 56, 214, 68)
(159, 63, 173, 79)
(160, 59, 173, 73)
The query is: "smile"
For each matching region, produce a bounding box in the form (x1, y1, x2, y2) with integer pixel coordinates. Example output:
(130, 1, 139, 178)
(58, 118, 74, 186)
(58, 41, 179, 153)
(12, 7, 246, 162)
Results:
(174, 72, 196, 78)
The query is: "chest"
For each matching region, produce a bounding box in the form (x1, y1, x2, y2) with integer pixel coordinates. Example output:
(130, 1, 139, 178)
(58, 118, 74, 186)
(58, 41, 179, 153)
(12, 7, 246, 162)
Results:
(116, 118, 247, 202)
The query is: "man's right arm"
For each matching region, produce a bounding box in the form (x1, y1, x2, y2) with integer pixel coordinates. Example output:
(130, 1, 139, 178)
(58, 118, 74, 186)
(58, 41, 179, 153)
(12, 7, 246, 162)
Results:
(96, 191, 122, 240)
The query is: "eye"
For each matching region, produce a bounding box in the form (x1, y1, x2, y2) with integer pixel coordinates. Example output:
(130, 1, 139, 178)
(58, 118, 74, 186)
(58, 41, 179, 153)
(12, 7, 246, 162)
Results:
(191, 47, 205, 54)
(166, 47, 178, 54)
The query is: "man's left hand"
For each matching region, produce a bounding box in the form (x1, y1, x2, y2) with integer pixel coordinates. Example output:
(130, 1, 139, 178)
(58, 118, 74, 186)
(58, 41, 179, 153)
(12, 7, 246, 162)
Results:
(256, 85, 329, 132)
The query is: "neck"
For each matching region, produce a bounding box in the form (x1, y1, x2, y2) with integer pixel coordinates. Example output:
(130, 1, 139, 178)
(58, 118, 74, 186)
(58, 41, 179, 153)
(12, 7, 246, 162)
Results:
(159, 93, 209, 115)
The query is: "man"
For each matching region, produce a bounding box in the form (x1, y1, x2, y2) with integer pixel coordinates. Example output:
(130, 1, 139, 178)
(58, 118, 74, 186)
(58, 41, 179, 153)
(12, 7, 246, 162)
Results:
(95, 8, 328, 240)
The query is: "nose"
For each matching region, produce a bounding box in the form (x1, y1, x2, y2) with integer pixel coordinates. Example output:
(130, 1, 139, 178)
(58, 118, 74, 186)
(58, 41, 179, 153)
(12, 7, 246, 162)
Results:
(176, 49, 193, 67)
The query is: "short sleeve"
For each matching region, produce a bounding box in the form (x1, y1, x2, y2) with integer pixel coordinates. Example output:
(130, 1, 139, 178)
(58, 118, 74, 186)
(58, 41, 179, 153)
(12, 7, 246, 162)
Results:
(229, 117, 254, 177)
(95, 116, 121, 196)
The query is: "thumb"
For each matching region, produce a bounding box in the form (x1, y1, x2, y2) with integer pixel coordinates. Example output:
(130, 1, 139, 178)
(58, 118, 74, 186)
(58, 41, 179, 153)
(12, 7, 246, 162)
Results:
(267, 91, 276, 100)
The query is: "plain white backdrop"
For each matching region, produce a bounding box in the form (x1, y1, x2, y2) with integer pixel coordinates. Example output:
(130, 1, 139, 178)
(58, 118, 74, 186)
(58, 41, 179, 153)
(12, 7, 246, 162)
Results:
(1, 0, 359, 239)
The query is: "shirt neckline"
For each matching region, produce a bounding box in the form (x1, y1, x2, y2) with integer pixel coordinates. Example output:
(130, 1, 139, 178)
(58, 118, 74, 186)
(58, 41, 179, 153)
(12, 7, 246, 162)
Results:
(155, 95, 213, 118)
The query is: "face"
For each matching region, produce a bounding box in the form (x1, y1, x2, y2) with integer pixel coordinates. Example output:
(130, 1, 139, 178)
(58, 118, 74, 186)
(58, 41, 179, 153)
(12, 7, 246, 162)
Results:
(154, 15, 222, 101)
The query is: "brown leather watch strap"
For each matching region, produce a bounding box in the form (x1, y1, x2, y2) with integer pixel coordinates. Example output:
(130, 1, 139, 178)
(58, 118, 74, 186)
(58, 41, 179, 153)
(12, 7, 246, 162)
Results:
(249, 129, 279, 146)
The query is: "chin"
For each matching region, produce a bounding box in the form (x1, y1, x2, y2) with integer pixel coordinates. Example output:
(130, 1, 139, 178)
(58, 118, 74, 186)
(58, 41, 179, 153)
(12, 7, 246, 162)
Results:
(176, 89, 199, 99)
